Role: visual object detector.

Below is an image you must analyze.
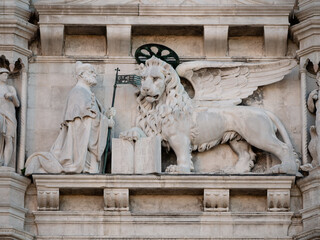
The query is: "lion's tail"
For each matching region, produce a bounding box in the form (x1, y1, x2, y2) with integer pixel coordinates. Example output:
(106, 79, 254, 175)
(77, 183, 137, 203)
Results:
(265, 110, 293, 149)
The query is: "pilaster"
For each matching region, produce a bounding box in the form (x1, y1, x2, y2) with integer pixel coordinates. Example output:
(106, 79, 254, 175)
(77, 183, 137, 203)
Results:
(0, 0, 37, 66)
(296, 166, 320, 239)
(0, 167, 33, 240)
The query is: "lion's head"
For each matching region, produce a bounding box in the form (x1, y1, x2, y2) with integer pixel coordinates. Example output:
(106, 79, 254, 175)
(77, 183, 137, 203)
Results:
(139, 56, 171, 103)
(136, 56, 193, 143)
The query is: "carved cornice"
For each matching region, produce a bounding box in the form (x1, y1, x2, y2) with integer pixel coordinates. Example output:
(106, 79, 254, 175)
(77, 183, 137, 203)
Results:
(34, 0, 296, 5)
(35, 4, 294, 17)
(0, 45, 33, 57)
(0, 6, 31, 20)
(138, 5, 294, 16)
(0, 228, 34, 240)
(294, 227, 320, 240)
(297, 166, 320, 193)
(34, 3, 294, 26)
(295, 0, 320, 22)
(35, 4, 139, 16)
(291, 19, 320, 41)
(0, 19, 38, 40)
(32, 174, 295, 189)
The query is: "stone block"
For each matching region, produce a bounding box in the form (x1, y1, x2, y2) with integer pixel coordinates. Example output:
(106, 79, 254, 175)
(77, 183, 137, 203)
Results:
(0, 167, 30, 230)
(204, 189, 229, 212)
(111, 138, 134, 174)
(264, 25, 288, 57)
(37, 188, 59, 211)
(65, 35, 106, 56)
(104, 188, 129, 211)
(134, 136, 161, 174)
(40, 24, 64, 56)
(107, 25, 131, 57)
(267, 189, 290, 212)
(204, 25, 228, 57)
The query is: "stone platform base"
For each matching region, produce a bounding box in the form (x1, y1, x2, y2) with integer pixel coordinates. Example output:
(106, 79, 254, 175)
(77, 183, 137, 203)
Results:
(30, 174, 296, 239)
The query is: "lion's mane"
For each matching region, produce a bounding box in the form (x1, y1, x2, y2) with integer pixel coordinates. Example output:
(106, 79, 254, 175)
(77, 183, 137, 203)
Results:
(136, 56, 193, 149)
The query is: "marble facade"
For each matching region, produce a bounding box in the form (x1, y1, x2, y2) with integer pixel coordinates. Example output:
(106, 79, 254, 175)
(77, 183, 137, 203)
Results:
(0, 0, 320, 239)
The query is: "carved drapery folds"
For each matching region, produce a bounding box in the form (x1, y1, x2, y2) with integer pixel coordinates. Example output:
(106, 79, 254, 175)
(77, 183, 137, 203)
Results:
(24, 62, 115, 175)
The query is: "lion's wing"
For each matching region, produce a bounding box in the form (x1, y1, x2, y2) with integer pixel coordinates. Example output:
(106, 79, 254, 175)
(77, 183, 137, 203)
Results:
(176, 60, 297, 106)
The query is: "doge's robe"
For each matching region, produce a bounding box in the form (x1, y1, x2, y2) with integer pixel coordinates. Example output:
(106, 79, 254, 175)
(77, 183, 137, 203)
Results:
(25, 85, 109, 175)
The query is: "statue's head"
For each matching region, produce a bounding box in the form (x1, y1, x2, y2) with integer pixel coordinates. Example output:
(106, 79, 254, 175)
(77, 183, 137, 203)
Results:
(139, 56, 169, 103)
(75, 61, 97, 86)
(0, 68, 9, 82)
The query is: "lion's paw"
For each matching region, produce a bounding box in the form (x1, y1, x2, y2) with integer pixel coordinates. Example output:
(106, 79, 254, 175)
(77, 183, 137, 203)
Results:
(165, 165, 191, 174)
(268, 162, 298, 175)
(119, 127, 146, 141)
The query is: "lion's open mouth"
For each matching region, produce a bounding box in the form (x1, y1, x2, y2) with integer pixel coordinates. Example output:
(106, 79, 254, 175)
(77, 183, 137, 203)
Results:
(146, 94, 159, 99)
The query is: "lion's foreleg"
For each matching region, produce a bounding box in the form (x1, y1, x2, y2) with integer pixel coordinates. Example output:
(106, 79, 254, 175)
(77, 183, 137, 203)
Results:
(165, 133, 192, 173)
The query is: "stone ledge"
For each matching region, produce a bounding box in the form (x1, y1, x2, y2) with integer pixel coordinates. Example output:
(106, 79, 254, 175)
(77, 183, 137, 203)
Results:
(0, 227, 34, 240)
(29, 56, 295, 64)
(33, 211, 294, 239)
(294, 228, 320, 240)
(33, 174, 295, 190)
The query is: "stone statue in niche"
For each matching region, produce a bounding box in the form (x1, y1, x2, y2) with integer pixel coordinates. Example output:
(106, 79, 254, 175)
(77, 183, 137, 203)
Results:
(120, 56, 300, 175)
(306, 72, 320, 168)
(25, 62, 115, 175)
(0, 68, 20, 167)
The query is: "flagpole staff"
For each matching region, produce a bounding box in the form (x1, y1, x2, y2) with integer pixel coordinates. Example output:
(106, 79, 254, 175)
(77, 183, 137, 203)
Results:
(102, 67, 120, 174)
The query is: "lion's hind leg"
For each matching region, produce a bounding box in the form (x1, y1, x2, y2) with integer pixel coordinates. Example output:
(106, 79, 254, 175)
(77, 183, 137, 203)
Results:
(247, 134, 297, 174)
(226, 140, 256, 173)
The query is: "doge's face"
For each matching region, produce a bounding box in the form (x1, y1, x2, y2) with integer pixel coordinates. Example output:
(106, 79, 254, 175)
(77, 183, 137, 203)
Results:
(140, 66, 166, 103)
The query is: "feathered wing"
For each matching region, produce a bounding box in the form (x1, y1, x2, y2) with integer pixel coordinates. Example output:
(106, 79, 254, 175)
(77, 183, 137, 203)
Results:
(176, 60, 297, 106)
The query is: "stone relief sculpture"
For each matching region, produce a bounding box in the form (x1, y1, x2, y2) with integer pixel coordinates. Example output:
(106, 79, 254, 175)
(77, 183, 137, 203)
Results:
(305, 72, 320, 168)
(25, 62, 115, 175)
(0, 68, 20, 167)
(120, 56, 299, 175)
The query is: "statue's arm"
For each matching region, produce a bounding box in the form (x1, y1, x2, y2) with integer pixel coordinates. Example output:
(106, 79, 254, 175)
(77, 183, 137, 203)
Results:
(307, 89, 318, 113)
(5, 86, 20, 107)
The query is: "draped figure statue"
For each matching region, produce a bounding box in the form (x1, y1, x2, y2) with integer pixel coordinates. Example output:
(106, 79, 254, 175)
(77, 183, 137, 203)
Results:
(25, 62, 115, 175)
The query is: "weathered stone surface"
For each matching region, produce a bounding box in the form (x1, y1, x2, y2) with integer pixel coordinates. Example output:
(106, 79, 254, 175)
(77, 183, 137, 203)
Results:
(111, 138, 134, 174)
(134, 136, 161, 173)
(0, 167, 31, 239)
(2, 0, 320, 239)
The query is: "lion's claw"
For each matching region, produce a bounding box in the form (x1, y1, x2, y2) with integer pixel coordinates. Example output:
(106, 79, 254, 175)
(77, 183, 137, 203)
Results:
(119, 127, 146, 141)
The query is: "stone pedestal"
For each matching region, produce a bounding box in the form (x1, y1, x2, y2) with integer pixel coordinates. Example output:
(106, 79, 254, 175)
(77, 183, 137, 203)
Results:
(31, 174, 295, 239)
(296, 166, 320, 239)
(0, 167, 33, 240)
